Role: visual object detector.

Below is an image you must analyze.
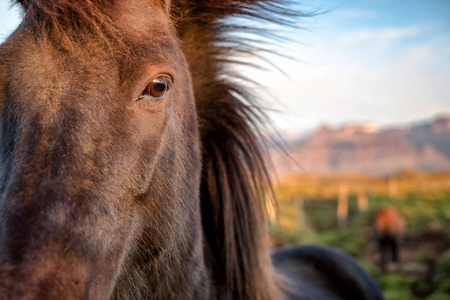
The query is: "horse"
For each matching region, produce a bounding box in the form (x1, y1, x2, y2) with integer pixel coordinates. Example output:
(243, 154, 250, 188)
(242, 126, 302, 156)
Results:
(0, 0, 384, 299)
(374, 206, 406, 272)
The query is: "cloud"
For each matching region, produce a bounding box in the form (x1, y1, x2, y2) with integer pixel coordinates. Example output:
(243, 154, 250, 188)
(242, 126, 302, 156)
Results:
(239, 25, 450, 131)
(333, 8, 379, 20)
(444, 45, 450, 56)
(339, 26, 423, 48)
(0, 3, 21, 42)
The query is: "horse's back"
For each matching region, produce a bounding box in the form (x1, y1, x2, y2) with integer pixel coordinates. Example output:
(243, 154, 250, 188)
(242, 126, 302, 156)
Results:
(272, 245, 384, 300)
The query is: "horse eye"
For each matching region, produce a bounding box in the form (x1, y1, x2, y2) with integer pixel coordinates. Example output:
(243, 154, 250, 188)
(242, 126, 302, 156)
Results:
(138, 76, 172, 101)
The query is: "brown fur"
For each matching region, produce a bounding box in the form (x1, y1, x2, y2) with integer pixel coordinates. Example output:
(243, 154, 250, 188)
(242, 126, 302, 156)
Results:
(16, 0, 122, 49)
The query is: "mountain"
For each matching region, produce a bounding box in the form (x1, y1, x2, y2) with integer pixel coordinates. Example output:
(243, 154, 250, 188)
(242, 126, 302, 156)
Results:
(269, 116, 450, 176)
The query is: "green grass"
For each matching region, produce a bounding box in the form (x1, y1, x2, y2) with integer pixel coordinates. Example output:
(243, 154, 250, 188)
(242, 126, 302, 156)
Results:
(380, 274, 414, 300)
(270, 189, 450, 299)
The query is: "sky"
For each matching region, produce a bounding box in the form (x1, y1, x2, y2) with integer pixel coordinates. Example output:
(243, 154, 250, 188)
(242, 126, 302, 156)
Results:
(238, 0, 450, 131)
(0, 1, 449, 132)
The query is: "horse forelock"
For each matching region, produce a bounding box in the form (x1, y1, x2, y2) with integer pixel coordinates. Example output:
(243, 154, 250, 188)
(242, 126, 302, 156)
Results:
(16, 1, 141, 53)
(13, 0, 180, 57)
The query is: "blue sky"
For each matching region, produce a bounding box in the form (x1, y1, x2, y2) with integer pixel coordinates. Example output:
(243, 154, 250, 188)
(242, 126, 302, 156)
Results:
(242, 0, 450, 131)
(1, 1, 449, 131)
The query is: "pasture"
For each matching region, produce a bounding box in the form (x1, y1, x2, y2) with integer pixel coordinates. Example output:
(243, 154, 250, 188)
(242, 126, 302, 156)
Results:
(270, 171, 450, 300)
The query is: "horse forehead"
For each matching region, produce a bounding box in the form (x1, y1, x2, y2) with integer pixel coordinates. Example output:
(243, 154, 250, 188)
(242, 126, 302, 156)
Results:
(5, 8, 176, 80)
(16, 0, 176, 56)
(116, 0, 171, 27)
(93, 0, 175, 42)
(9, 38, 110, 84)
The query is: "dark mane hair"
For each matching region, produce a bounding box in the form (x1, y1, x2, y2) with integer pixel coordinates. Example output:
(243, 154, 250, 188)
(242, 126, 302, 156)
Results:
(171, 1, 308, 299)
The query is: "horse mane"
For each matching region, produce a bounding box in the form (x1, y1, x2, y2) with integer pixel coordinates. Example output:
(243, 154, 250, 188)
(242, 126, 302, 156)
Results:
(171, 1, 306, 299)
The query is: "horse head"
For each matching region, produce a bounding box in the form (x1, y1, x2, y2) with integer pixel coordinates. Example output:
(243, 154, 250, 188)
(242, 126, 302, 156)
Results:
(0, 1, 205, 298)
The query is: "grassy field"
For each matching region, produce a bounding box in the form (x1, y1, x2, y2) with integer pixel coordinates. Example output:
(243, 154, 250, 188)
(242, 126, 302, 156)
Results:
(269, 170, 450, 300)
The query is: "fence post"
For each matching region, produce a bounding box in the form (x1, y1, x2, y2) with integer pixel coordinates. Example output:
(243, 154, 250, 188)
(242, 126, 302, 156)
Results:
(337, 184, 348, 228)
(357, 190, 368, 212)
(389, 176, 400, 199)
(294, 196, 305, 231)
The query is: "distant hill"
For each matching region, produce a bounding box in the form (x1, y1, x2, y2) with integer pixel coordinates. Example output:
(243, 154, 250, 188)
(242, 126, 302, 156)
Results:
(269, 116, 450, 176)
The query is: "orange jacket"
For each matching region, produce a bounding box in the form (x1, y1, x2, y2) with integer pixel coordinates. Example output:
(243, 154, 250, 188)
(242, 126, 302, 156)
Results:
(375, 207, 406, 237)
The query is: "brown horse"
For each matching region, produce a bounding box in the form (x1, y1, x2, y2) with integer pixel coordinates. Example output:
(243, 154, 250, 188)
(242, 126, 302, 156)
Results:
(375, 207, 406, 272)
(0, 0, 383, 299)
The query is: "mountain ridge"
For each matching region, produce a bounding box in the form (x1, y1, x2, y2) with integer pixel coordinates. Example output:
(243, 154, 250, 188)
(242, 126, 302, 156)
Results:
(269, 115, 450, 176)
